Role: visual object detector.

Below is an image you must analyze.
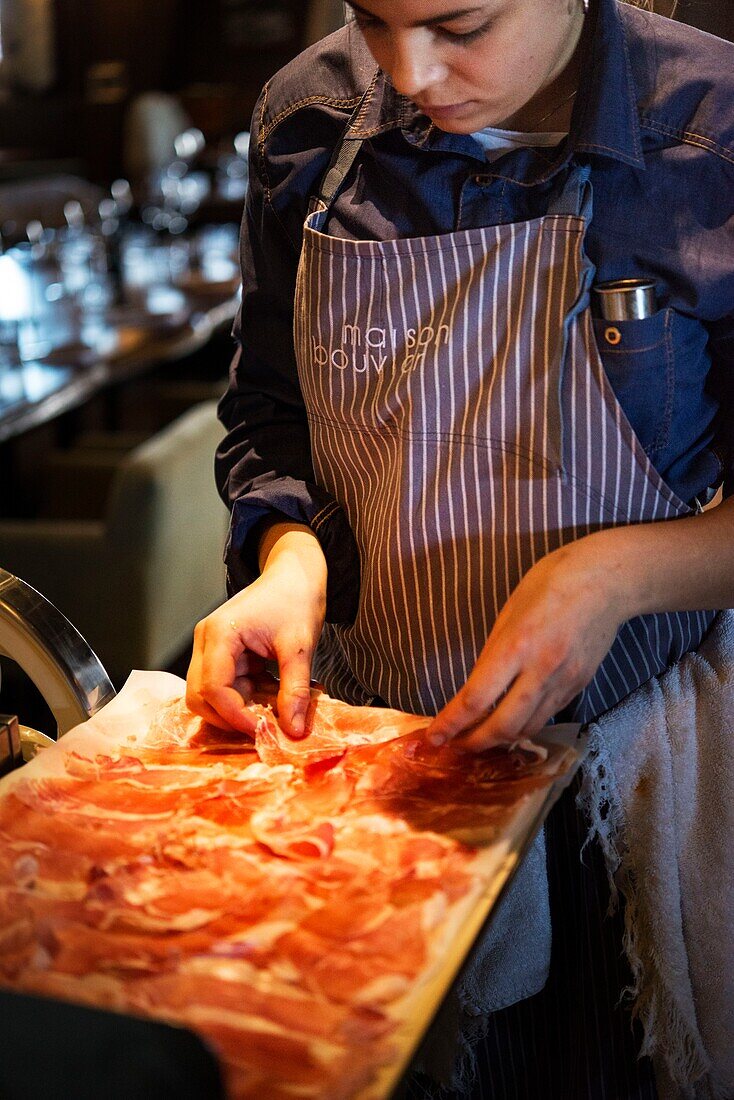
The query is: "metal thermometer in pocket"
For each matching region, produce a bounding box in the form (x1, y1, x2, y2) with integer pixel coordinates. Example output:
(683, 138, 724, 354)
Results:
(592, 278, 657, 321)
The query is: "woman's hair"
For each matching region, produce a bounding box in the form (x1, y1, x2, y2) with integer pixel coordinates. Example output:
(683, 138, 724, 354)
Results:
(343, 1, 679, 15)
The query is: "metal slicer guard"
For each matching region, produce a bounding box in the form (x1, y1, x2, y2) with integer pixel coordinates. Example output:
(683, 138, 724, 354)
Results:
(0, 568, 116, 758)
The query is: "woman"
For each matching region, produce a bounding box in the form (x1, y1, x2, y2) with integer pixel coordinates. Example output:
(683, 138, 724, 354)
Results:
(187, 0, 734, 1095)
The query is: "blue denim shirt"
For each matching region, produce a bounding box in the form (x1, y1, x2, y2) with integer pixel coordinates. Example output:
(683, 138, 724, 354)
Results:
(218, 0, 734, 622)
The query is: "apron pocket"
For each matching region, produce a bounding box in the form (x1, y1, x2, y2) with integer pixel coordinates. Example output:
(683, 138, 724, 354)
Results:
(593, 308, 673, 458)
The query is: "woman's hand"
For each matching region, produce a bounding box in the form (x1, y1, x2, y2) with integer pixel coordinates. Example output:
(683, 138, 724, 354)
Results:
(427, 495, 734, 752)
(186, 524, 327, 736)
(427, 497, 734, 751)
(426, 538, 625, 751)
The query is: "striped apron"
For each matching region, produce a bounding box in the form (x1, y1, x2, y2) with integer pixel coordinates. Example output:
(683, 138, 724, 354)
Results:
(294, 153, 714, 725)
(294, 133, 716, 1099)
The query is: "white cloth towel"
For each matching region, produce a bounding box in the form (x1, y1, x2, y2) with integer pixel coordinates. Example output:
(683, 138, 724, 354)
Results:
(580, 609, 734, 1100)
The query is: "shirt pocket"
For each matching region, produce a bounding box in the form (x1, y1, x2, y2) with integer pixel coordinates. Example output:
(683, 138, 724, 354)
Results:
(592, 308, 673, 458)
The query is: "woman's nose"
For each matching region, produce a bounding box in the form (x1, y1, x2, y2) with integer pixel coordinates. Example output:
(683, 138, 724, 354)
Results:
(387, 30, 446, 100)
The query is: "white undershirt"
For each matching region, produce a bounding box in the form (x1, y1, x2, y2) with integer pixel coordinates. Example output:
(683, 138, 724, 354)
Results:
(471, 126, 568, 162)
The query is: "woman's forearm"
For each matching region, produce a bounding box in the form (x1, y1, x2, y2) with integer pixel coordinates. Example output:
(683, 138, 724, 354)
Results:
(581, 496, 734, 621)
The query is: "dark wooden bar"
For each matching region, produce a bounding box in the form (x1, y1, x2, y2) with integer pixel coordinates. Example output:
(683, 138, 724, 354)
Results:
(0, 288, 238, 444)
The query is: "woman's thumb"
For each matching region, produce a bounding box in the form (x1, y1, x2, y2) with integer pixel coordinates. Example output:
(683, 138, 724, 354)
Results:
(277, 646, 314, 737)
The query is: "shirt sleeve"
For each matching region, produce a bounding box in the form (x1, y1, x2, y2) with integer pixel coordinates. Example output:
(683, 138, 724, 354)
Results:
(216, 90, 360, 623)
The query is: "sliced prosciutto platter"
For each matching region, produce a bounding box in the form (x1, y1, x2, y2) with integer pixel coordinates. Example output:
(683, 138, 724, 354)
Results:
(0, 671, 585, 1099)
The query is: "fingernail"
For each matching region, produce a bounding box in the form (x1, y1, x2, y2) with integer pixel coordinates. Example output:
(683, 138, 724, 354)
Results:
(291, 713, 305, 736)
(428, 732, 445, 747)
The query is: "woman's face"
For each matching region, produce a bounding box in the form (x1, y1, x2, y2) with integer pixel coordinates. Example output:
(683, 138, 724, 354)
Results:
(350, 0, 585, 133)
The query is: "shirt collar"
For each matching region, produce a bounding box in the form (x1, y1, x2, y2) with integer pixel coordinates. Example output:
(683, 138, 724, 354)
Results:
(573, 0, 645, 168)
(346, 0, 645, 175)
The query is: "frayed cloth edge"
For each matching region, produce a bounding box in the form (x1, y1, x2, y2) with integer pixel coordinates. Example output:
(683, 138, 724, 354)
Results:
(577, 727, 728, 1100)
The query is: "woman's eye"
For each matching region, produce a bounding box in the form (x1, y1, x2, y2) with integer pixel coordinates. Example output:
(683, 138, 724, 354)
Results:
(438, 20, 492, 44)
(353, 15, 382, 32)
(353, 13, 492, 45)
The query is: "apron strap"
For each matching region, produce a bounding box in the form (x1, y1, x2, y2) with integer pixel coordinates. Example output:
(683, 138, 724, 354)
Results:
(547, 163, 595, 476)
(307, 93, 369, 217)
(547, 162, 593, 221)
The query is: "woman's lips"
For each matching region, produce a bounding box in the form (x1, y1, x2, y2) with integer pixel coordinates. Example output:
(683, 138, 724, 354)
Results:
(418, 101, 475, 120)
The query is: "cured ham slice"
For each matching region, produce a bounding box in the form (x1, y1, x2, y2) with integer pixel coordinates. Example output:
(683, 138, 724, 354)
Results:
(250, 677, 429, 768)
(0, 671, 579, 1099)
